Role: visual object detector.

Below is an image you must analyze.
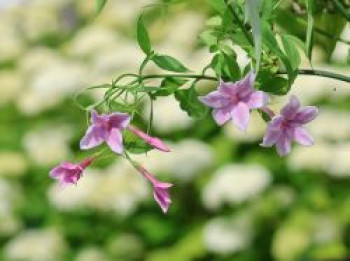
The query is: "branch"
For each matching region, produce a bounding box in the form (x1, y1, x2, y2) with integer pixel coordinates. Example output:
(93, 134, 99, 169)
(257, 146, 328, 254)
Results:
(140, 68, 350, 83)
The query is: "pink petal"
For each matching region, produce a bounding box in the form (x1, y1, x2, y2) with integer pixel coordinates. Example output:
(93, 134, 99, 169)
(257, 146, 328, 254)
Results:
(218, 80, 238, 96)
(80, 125, 105, 150)
(281, 95, 300, 119)
(49, 166, 65, 179)
(236, 71, 256, 95)
(212, 107, 232, 126)
(294, 106, 318, 124)
(106, 128, 124, 154)
(293, 126, 314, 146)
(90, 109, 100, 124)
(231, 102, 250, 131)
(153, 188, 172, 213)
(247, 91, 269, 109)
(109, 112, 131, 129)
(199, 91, 230, 108)
(276, 135, 292, 156)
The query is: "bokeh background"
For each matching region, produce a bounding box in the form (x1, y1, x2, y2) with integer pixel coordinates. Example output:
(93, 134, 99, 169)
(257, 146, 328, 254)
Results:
(0, 0, 349, 260)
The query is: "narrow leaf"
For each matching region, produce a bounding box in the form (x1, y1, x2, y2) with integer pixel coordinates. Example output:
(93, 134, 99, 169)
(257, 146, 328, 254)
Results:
(137, 15, 152, 54)
(305, 0, 314, 61)
(96, 0, 108, 15)
(245, 0, 262, 71)
(152, 55, 190, 72)
(281, 35, 301, 71)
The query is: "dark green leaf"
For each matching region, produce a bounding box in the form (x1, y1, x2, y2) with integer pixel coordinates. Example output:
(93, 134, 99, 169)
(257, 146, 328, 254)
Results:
(95, 0, 108, 15)
(281, 35, 301, 71)
(137, 15, 152, 55)
(305, 0, 314, 61)
(155, 78, 187, 96)
(124, 131, 153, 154)
(258, 70, 289, 95)
(175, 86, 208, 119)
(152, 55, 190, 72)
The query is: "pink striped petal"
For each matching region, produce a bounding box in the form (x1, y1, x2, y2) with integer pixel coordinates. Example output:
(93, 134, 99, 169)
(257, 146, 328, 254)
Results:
(106, 128, 124, 154)
(232, 102, 250, 131)
(293, 127, 314, 146)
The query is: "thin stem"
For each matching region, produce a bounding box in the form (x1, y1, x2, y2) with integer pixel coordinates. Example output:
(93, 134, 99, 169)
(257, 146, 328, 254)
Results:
(140, 69, 350, 83)
(332, 0, 350, 21)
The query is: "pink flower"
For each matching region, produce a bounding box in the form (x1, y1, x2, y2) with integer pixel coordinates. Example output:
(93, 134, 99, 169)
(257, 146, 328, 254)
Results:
(261, 96, 318, 156)
(138, 166, 173, 213)
(128, 125, 170, 152)
(49, 157, 94, 186)
(199, 71, 269, 131)
(80, 110, 131, 154)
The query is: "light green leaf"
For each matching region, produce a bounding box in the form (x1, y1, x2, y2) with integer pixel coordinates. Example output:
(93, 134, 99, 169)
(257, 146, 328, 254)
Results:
(175, 87, 208, 119)
(281, 35, 301, 71)
(245, 0, 262, 71)
(305, 0, 314, 61)
(152, 55, 190, 72)
(137, 15, 152, 55)
(95, 0, 108, 15)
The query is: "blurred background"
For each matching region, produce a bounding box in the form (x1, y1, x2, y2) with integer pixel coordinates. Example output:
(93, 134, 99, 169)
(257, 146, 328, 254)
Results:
(0, 0, 349, 260)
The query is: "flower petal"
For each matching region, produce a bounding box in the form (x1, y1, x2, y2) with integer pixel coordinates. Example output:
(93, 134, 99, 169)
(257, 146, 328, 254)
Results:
(294, 106, 318, 124)
(153, 188, 171, 213)
(218, 80, 238, 96)
(276, 134, 292, 156)
(236, 71, 256, 95)
(281, 95, 300, 119)
(199, 91, 230, 108)
(231, 102, 250, 131)
(90, 109, 100, 124)
(106, 128, 124, 154)
(293, 126, 314, 146)
(212, 107, 231, 126)
(247, 91, 269, 109)
(109, 112, 131, 129)
(80, 125, 105, 150)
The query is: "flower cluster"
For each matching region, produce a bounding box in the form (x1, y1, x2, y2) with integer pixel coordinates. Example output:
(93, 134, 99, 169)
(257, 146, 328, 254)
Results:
(50, 110, 173, 213)
(199, 71, 318, 156)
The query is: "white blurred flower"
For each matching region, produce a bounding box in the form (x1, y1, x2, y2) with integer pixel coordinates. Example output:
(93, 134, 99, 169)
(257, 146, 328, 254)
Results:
(134, 139, 214, 182)
(143, 96, 193, 133)
(0, 178, 22, 236)
(0, 0, 24, 9)
(0, 20, 24, 62)
(202, 164, 271, 210)
(4, 229, 66, 261)
(0, 152, 28, 177)
(0, 71, 22, 106)
(309, 108, 350, 141)
(223, 111, 266, 143)
(313, 215, 340, 245)
(203, 215, 252, 254)
(17, 61, 87, 115)
(75, 247, 110, 261)
(331, 24, 350, 64)
(66, 25, 120, 58)
(48, 161, 148, 217)
(23, 125, 73, 166)
(327, 143, 350, 178)
(288, 143, 333, 172)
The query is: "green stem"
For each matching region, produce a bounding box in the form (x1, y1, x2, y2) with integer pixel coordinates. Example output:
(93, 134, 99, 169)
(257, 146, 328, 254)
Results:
(332, 0, 350, 21)
(140, 68, 350, 83)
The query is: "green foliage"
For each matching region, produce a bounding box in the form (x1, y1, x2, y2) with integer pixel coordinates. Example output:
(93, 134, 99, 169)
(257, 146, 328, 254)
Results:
(305, 0, 315, 61)
(137, 15, 152, 55)
(95, 0, 108, 15)
(152, 55, 190, 72)
(175, 86, 208, 119)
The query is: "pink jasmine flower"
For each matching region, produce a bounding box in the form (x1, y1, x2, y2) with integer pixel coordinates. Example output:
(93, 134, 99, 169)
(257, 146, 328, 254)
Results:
(199, 71, 269, 131)
(138, 166, 173, 213)
(49, 157, 94, 186)
(261, 96, 318, 156)
(80, 110, 131, 154)
(128, 125, 170, 152)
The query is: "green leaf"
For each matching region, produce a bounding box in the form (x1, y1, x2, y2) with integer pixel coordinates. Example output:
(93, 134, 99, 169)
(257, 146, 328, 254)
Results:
(95, 0, 108, 15)
(305, 0, 314, 61)
(155, 78, 187, 96)
(152, 55, 190, 72)
(258, 70, 289, 95)
(245, 0, 262, 71)
(137, 15, 152, 55)
(281, 35, 301, 71)
(175, 86, 208, 119)
(124, 132, 153, 154)
(206, 0, 226, 15)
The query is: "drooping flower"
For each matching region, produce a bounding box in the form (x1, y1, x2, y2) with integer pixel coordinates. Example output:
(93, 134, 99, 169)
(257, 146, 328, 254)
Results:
(49, 157, 94, 186)
(261, 96, 318, 156)
(80, 110, 131, 154)
(199, 71, 269, 131)
(138, 166, 173, 213)
(127, 125, 170, 152)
